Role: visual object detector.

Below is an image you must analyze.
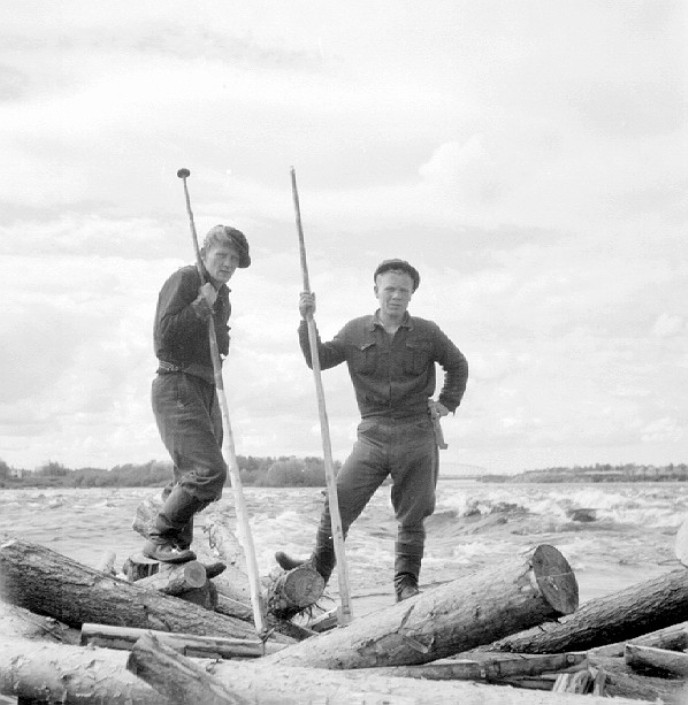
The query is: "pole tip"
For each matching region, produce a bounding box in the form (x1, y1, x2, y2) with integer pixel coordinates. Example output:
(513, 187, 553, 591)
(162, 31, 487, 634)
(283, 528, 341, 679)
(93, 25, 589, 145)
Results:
(177, 168, 190, 179)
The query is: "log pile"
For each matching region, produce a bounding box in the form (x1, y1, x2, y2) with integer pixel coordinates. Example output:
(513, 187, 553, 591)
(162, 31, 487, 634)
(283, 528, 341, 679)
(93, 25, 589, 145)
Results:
(3, 507, 688, 704)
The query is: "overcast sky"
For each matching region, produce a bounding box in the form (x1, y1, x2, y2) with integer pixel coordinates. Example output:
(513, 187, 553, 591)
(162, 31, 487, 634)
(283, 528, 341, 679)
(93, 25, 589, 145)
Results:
(1, 1, 686, 475)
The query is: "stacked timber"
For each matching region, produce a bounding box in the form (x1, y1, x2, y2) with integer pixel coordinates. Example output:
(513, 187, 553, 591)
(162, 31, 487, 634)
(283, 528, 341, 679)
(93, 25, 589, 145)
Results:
(3, 515, 688, 703)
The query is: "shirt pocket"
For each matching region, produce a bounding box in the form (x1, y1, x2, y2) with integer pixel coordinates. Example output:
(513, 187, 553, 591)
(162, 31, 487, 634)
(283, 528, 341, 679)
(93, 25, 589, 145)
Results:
(352, 341, 377, 375)
(403, 340, 433, 375)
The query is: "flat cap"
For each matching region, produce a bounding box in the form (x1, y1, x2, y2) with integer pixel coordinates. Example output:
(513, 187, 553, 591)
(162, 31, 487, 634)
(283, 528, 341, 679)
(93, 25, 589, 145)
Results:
(373, 258, 420, 291)
(204, 225, 251, 268)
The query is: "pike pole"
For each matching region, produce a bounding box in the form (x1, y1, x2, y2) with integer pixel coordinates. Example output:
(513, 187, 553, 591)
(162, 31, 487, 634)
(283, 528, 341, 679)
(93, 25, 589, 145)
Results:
(290, 167, 353, 625)
(176, 168, 267, 640)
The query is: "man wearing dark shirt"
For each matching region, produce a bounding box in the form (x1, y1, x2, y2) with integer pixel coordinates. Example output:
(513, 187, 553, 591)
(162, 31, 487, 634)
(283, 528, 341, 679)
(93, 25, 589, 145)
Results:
(143, 224, 250, 563)
(276, 259, 468, 601)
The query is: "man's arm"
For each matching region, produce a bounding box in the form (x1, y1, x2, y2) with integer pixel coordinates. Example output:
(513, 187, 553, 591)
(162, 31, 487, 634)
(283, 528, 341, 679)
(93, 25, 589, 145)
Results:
(297, 292, 346, 370)
(433, 325, 469, 413)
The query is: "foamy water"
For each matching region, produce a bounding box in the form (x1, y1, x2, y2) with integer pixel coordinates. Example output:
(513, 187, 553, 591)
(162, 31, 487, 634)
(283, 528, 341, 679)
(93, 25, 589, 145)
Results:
(1, 480, 686, 613)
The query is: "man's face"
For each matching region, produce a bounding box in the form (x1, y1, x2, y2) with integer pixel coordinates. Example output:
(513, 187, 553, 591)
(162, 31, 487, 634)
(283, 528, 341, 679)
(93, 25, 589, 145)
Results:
(203, 242, 241, 284)
(374, 270, 414, 319)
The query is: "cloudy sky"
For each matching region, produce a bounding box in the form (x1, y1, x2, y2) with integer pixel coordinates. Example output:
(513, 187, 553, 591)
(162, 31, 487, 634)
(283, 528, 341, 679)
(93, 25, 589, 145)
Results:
(1, 1, 686, 475)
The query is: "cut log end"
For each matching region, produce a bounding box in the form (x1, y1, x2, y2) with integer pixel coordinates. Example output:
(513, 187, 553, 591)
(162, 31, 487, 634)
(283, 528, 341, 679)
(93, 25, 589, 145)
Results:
(531, 544, 579, 616)
(281, 564, 325, 608)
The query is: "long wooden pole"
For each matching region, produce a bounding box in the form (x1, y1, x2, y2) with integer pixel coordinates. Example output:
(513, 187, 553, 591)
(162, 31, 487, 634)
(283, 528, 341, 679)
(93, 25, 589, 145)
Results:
(176, 169, 267, 639)
(290, 167, 353, 625)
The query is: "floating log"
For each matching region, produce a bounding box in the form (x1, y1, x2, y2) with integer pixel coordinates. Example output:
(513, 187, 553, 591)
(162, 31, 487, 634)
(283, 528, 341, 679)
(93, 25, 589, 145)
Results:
(0, 535, 292, 644)
(625, 643, 688, 678)
(81, 622, 284, 658)
(127, 632, 250, 705)
(264, 544, 578, 669)
(486, 566, 688, 654)
(364, 652, 587, 682)
(589, 620, 688, 658)
(0, 638, 652, 705)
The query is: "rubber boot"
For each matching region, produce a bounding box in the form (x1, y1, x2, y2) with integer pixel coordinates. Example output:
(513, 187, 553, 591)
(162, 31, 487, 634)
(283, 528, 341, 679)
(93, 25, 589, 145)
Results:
(394, 539, 423, 602)
(144, 485, 202, 563)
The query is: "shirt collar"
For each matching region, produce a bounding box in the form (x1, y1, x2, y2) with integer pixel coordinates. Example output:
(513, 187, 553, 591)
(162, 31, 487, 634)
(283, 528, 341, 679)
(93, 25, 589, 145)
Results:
(369, 310, 413, 331)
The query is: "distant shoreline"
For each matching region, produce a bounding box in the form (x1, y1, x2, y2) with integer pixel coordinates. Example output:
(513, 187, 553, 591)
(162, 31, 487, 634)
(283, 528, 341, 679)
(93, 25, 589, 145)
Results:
(475, 463, 687, 483)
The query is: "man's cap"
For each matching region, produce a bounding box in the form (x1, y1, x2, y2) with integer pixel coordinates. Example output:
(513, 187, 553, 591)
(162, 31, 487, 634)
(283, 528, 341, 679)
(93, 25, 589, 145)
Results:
(374, 259, 420, 291)
(204, 225, 251, 268)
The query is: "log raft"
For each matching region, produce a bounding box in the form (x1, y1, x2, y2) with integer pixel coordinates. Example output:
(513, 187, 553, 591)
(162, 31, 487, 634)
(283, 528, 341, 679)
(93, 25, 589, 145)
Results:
(0, 637, 653, 705)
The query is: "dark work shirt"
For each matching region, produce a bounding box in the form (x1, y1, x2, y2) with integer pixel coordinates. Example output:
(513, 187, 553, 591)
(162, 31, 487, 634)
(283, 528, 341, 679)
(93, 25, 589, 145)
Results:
(299, 311, 468, 419)
(154, 265, 231, 383)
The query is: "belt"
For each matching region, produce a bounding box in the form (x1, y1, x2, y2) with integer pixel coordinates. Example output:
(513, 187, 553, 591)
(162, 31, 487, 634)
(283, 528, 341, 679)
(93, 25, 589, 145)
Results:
(157, 360, 184, 374)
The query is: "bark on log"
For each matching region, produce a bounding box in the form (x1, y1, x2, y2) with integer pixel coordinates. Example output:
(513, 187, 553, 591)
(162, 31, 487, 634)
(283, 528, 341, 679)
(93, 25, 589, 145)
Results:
(134, 559, 207, 594)
(486, 566, 688, 654)
(0, 638, 652, 705)
(122, 552, 160, 581)
(588, 620, 688, 658)
(587, 654, 684, 702)
(0, 535, 292, 644)
(264, 544, 578, 669)
(0, 600, 79, 644)
(363, 652, 587, 682)
(81, 622, 284, 658)
(625, 643, 688, 677)
(127, 632, 251, 705)
(265, 564, 325, 620)
(206, 509, 324, 620)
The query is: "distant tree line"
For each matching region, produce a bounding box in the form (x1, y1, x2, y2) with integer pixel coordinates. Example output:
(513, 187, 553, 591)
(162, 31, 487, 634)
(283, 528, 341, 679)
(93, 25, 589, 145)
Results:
(0, 455, 339, 489)
(480, 463, 688, 483)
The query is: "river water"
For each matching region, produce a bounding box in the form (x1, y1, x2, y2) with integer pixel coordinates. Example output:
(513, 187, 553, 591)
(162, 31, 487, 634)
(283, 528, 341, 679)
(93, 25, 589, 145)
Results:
(1, 479, 686, 615)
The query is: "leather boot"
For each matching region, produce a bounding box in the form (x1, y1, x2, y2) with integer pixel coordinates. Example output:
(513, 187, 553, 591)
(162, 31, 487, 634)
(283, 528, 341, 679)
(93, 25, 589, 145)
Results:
(394, 539, 423, 602)
(161, 484, 193, 550)
(144, 485, 203, 563)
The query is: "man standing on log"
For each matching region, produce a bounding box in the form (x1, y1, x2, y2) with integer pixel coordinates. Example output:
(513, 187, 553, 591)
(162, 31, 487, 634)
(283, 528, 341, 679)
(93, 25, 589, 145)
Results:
(276, 259, 468, 601)
(143, 225, 251, 563)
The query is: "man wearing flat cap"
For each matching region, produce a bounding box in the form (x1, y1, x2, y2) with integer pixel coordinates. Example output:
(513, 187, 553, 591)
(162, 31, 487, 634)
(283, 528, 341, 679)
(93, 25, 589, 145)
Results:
(143, 224, 251, 563)
(276, 258, 468, 601)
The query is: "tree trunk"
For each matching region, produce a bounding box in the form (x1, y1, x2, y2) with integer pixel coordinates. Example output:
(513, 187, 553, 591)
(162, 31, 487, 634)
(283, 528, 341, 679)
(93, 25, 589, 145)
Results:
(363, 652, 586, 682)
(588, 620, 688, 658)
(0, 600, 79, 645)
(206, 509, 324, 616)
(587, 654, 684, 702)
(127, 632, 252, 705)
(134, 559, 208, 594)
(264, 544, 578, 669)
(486, 567, 688, 654)
(0, 535, 292, 644)
(625, 643, 688, 678)
(81, 622, 283, 658)
(0, 638, 652, 705)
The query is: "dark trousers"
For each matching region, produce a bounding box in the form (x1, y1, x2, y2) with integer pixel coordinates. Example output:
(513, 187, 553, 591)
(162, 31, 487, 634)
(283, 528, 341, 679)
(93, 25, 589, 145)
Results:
(314, 415, 439, 584)
(152, 372, 227, 504)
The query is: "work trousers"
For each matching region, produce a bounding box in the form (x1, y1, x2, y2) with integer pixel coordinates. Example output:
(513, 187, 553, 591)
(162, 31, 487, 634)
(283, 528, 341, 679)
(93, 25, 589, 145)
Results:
(313, 414, 439, 583)
(152, 372, 227, 504)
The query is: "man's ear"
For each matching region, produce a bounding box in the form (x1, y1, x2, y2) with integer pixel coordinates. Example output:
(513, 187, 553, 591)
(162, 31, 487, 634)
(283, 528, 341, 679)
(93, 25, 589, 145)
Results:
(373, 284, 379, 297)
